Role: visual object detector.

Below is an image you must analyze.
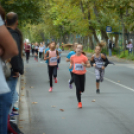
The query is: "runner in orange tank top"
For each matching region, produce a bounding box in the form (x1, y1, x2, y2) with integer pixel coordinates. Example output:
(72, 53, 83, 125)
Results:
(70, 44, 90, 108)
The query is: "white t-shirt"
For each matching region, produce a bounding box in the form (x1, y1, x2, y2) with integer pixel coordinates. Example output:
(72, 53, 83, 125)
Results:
(0, 15, 4, 26)
(39, 46, 44, 52)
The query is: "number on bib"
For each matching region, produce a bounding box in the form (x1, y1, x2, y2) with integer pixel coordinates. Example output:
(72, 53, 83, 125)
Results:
(96, 63, 103, 68)
(50, 57, 57, 63)
(75, 64, 83, 71)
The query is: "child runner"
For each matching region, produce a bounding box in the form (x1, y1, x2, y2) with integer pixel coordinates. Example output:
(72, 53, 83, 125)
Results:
(38, 43, 44, 62)
(25, 43, 31, 63)
(90, 41, 109, 94)
(56, 44, 62, 69)
(34, 43, 39, 62)
(44, 42, 60, 92)
(45, 43, 50, 81)
(70, 44, 90, 108)
(66, 43, 78, 89)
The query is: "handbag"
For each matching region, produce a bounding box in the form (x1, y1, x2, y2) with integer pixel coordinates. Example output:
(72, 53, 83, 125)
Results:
(0, 58, 10, 94)
(2, 61, 11, 79)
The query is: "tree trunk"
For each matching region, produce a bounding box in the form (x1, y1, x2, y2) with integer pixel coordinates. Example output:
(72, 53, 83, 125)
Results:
(92, 29, 99, 43)
(120, 15, 125, 49)
(89, 35, 94, 50)
(93, 3, 108, 43)
(114, 34, 119, 48)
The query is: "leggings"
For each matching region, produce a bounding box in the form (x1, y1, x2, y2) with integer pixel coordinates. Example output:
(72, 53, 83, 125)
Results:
(49, 65, 57, 87)
(39, 52, 43, 59)
(95, 68, 105, 82)
(26, 52, 30, 62)
(70, 72, 74, 84)
(73, 74, 85, 102)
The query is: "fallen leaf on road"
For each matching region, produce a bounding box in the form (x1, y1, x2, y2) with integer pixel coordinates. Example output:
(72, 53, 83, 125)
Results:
(21, 87, 24, 90)
(21, 95, 24, 96)
(62, 117, 65, 119)
(19, 126, 23, 128)
(92, 99, 96, 102)
(43, 133, 45, 134)
(51, 105, 56, 108)
(60, 109, 64, 112)
(32, 102, 38, 104)
(118, 81, 120, 83)
(21, 79, 24, 81)
(19, 120, 24, 121)
(30, 86, 34, 88)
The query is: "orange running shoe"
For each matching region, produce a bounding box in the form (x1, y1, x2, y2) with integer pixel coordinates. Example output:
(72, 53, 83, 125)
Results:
(54, 78, 58, 83)
(78, 102, 82, 108)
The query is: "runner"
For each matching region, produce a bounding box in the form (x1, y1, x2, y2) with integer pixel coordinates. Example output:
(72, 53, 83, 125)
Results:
(70, 44, 90, 108)
(66, 43, 78, 89)
(31, 43, 35, 57)
(90, 41, 109, 94)
(34, 43, 39, 62)
(38, 43, 44, 62)
(44, 42, 60, 92)
(25, 43, 31, 63)
(45, 43, 50, 80)
(56, 44, 62, 69)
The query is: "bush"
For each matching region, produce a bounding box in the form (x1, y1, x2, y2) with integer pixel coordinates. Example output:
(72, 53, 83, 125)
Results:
(83, 47, 94, 53)
(126, 54, 134, 60)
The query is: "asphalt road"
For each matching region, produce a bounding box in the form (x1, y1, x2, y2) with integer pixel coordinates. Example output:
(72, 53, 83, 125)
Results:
(21, 52, 134, 134)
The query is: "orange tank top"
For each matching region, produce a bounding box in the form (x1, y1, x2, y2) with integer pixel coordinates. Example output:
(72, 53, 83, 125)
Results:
(71, 54, 88, 75)
(49, 50, 57, 66)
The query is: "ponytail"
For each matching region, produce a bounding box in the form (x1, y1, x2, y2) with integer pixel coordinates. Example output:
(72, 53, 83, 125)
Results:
(97, 40, 106, 49)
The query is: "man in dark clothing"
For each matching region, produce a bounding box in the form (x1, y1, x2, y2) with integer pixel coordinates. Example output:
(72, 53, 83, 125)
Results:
(6, 12, 24, 119)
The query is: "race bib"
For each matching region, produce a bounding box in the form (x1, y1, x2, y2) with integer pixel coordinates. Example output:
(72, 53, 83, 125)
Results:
(96, 63, 104, 68)
(50, 57, 57, 63)
(75, 64, 83, 71)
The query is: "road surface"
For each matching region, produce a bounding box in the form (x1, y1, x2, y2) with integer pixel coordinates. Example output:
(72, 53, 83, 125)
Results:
(20, 52, 134, 134)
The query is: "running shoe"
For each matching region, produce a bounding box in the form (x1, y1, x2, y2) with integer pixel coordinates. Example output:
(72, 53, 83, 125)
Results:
(11, 111, 19, 116)
(68, 80, 73, 89)
(34, 57, 38, 62)
(13, 107, 19, 111)
(10, 116, 16, 122)
(96, 89, 100, 94)
(54, 78, 58, 83)
(49, 87, 53, 92)
(78, 102, 82, 108)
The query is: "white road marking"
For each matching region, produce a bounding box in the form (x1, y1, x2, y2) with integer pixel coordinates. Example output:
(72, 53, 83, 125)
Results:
(87, 70, 134, 92)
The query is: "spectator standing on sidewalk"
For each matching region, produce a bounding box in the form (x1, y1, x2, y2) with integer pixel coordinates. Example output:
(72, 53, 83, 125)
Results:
(126, 40, 133, 55)
(0, 6, 18, 134)
(6, 12, 24, 120)
(108, 40, 112, 57)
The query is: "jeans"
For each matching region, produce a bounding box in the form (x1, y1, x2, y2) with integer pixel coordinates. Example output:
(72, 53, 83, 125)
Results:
(7, 74, 18, 114)
(0, 92, 12, 134)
